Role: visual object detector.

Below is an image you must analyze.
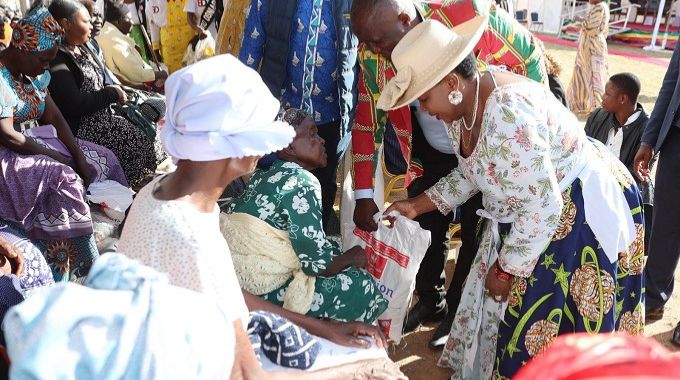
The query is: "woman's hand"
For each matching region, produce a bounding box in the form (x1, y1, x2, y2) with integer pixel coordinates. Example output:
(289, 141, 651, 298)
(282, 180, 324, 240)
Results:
(47, 149, 71, 165)
(384, 193, 438, 221)
(317, 319, 388, 349)
(0, 238, 24, 276)
(107, 85, 127, 103)
(345, 245, 368, 269)
(322, 246, 367, 276)
(485, 261, 512, 303)
(384, 199, 419, 220)
(73, 156, 93, 186)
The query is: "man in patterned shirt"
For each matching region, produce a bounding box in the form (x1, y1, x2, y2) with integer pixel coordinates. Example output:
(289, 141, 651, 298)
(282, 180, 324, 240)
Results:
(350, 0, 546, 348)
(239, 0, 356, 233)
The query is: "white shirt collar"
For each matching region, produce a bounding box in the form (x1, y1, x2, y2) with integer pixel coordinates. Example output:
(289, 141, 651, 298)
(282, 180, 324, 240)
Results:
(624, 110, 642, 126)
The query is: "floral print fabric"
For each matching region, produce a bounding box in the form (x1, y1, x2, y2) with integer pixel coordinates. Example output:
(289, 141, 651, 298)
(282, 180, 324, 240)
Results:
(227, 160, 387, 323)
(426, 83, 585, 278)
(433, 83, 644, 378)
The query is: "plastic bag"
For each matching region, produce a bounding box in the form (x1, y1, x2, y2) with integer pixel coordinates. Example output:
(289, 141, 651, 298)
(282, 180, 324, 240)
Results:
(339, 146, 431, 342)
(182, 31, 216, 67)
(350, 212, 430, 343)
(86, 180, 135, 223)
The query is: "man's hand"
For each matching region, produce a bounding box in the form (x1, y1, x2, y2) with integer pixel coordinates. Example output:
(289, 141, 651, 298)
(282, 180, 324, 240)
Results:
(633, 145, 654, 182)
(354, 198, 379, 232)
(0, 238, 24, 276)
(316, 319, 388, 349)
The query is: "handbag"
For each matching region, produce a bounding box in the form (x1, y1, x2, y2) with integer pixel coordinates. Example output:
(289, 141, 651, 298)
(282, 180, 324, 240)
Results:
(109, 89, 165, 140)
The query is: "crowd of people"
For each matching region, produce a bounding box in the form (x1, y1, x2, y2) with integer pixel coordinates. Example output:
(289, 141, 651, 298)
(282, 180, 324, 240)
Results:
(0, 0, 679, 379)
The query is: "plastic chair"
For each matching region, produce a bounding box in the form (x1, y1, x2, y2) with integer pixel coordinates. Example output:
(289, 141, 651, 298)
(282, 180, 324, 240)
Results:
(530, 12, 544, 31)
(516, 9, 528, 26)
(382, 162, 406, 201)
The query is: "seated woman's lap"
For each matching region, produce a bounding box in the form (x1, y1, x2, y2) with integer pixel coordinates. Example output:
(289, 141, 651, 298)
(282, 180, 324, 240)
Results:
(262, 267, 388, 323)
(24, 125, 128, 186)
(0, 133, 128, 282)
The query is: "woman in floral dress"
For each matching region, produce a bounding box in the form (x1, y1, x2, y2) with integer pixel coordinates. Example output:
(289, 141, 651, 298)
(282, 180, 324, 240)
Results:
(226, 109, 388, 323)
(380, 19, 643, 379)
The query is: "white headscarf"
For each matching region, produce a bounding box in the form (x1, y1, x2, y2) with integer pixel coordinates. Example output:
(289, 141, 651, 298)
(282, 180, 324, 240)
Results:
(161, 54, 295, 162)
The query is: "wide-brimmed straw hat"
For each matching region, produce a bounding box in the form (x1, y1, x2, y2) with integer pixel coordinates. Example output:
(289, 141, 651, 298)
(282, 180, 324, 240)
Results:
(377, 16, 488, 111)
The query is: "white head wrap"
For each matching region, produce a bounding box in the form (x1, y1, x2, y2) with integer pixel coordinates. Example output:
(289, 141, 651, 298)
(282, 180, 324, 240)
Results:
(161, 54, 295, 161)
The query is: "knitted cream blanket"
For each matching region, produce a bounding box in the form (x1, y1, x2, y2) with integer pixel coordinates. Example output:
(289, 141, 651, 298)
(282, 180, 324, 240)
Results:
(219, 212, 316, 314)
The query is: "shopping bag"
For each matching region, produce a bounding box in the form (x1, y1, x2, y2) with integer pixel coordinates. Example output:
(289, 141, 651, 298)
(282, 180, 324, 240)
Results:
(182, 31, 216, 67)
(86, 180, 135, 223)
(351, 213, 430, 343)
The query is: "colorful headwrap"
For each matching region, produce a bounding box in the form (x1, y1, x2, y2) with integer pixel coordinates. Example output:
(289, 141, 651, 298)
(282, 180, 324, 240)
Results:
(10, 7, 63, 52)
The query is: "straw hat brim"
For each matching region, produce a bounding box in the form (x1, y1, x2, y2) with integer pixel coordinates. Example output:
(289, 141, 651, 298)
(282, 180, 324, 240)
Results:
(377, 16, 489, 111)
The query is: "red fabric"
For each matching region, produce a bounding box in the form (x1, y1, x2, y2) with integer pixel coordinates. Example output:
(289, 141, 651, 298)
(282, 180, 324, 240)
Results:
(350, 0, 543, 191)
(514, 333, 680, 380)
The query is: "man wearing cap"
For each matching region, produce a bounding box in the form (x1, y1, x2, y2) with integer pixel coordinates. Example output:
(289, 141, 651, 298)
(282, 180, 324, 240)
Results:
(238, 0, 356, 234)
(349, 0, 547, 348)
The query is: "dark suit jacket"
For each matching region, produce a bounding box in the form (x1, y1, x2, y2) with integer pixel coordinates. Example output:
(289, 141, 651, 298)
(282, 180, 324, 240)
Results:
(642, 43, 680, 151)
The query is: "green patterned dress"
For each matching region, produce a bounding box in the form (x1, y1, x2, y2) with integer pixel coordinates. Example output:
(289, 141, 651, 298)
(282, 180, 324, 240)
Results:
(226, 160, 387, 323)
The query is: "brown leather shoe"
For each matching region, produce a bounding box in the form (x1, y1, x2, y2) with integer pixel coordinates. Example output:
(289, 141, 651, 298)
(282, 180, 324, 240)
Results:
(645, 306, 664, 323)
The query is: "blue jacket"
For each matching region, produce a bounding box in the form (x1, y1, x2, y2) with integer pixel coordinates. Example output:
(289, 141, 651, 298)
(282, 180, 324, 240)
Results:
(642, 43, 680, 151)
(241, 0, 358, 153)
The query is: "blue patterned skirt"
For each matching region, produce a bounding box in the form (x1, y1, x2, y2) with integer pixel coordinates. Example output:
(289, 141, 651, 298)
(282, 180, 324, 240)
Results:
(493, 180, 645, 378)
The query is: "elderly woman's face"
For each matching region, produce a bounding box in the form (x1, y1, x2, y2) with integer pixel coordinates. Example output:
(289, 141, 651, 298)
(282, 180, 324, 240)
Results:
(19, 46, 58, 77)
(290, 117, 327, 169)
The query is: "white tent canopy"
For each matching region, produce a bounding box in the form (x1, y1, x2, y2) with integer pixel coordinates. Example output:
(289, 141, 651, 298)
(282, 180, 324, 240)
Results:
(513, 0, 566, 34)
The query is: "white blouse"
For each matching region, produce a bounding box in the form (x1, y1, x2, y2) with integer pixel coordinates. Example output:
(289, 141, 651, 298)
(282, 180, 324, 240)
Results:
(426, 82, 636, 278)
(118, 176, 249, 324)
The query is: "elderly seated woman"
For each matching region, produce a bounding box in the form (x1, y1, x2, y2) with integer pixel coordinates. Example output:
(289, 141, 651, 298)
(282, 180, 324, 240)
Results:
(224, 108, 387, 323)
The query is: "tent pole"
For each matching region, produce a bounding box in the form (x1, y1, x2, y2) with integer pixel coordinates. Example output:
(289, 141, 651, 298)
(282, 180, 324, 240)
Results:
(645, 0, 666, 50)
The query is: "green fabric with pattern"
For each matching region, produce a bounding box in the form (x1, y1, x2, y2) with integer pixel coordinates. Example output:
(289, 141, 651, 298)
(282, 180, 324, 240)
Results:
(227, 160, 388, 323)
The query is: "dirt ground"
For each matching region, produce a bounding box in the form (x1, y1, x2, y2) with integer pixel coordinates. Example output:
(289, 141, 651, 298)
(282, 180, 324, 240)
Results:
(381, 40, 680, 380)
